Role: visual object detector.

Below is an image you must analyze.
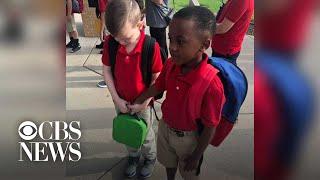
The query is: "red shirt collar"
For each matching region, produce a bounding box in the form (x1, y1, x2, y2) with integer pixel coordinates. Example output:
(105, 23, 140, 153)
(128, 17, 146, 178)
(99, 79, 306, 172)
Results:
(171, 54, 215, 85)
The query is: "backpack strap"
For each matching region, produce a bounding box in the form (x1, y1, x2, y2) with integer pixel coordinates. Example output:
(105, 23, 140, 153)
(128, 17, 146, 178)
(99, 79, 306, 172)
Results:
(141, 35, 168, 87)
(141, 35, 164, 121)
(108, 35, 156, 88)
(108, 36, 120, 79)
(141, 35, 156, 87)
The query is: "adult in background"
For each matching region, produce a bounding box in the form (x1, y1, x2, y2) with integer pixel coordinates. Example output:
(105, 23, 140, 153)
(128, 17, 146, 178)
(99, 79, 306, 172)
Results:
(145, 0, 171, 57)
(95, 0, 108, 50)
(211, 0, 253, 65)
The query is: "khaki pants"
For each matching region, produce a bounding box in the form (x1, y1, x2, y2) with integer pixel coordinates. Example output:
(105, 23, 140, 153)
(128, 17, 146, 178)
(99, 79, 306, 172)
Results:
(157, 119, 200, 180)
(115, 106, 156, 160)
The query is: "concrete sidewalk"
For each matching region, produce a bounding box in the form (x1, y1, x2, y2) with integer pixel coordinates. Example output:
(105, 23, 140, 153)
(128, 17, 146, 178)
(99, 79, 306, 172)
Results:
(66, 14, 253, 180)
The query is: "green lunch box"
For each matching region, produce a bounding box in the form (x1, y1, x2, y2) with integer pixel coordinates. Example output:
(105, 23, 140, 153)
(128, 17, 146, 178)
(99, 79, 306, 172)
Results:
(112, 114, 147, 149)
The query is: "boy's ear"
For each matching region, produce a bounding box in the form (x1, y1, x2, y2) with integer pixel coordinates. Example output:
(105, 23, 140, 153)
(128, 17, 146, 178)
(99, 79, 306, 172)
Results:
(137, 20, 144, 30)
(201, 39, 211, 52)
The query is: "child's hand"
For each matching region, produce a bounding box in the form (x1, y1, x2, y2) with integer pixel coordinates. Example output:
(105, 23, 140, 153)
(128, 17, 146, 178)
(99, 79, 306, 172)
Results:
(183, 154, 201, 172)
(127, 103, 148, 115)
(66, 15, 72, 22)
(134, 96, 145, 105)
(114, 98, 130, 113)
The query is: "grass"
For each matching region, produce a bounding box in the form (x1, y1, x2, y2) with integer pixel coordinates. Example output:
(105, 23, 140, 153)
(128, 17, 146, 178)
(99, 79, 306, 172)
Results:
(169, 0, 254, 21)
(170, 0, 224, 13)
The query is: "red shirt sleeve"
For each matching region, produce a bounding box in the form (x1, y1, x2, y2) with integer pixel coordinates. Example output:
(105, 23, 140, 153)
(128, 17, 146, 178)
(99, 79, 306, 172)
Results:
(152, 42, 163, 73)
(200, 75, 226, 127)
(101, 35, 111, 66)
(225, 0, 248, 23)
(154, 60, 171, 92)
(99, 0, 108, 13)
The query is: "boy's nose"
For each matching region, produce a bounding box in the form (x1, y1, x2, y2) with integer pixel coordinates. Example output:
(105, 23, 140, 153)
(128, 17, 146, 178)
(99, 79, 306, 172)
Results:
(169, 43, 178, 53)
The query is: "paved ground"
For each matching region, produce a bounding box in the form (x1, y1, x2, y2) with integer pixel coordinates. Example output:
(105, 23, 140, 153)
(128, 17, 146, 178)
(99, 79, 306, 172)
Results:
(65, 14, 254, 180)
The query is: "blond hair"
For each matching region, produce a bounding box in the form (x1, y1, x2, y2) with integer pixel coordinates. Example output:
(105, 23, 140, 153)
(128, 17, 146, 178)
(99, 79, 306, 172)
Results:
(106, 0, 142, 36)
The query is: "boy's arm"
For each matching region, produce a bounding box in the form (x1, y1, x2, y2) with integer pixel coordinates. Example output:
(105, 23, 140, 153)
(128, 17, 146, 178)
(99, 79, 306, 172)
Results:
(185, 76, 225, 171)
(215, 18, 235, 34)
(103, 65, 130, 113)
(215, 0, 248, 34)
(100, 11, 106, 42)
(66, 0, 72, 20)
(137, 69, 164, 104)
(128, 72, 162, 114)
(129, 42, 165, 112)
(135, 84, 161, 104)
(140, 72, 161, 104)
(184, 127, 215, 171)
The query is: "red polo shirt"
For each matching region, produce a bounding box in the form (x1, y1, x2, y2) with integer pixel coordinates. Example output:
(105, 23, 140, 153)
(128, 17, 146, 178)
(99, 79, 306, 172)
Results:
(256, 0, 314, 51)
(255, 67, 283, 178)
(212, 0, 254, 56)
(154, 55, 225, 131)
(99, 0, 108, 12)
(102, 32, 163, 103)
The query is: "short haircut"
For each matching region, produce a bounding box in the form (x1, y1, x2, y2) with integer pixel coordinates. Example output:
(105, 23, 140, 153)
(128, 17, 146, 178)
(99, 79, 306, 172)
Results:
(105, 0, 141, 36)
(173, 6, 216, 38)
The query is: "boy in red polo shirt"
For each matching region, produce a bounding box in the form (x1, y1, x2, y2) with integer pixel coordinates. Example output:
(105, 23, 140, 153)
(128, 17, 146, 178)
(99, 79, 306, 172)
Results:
(102, 0, 163, 178)
(211, 0, 253, 65)
(130, 6, 225, 180)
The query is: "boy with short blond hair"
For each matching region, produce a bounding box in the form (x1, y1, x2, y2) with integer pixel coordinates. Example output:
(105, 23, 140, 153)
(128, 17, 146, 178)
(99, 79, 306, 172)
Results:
(102, 0, 163, 178)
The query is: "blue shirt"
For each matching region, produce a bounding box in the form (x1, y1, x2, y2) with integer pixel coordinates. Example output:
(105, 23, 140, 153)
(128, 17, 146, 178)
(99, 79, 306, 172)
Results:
(146, 0, 171, 28)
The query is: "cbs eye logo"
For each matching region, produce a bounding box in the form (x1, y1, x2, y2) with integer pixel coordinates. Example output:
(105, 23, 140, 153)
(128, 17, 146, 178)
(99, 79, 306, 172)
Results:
(18, 121, 37, 141)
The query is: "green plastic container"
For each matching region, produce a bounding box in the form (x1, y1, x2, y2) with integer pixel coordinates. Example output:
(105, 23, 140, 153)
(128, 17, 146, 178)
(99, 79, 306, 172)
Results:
(112, 114, 147, 149)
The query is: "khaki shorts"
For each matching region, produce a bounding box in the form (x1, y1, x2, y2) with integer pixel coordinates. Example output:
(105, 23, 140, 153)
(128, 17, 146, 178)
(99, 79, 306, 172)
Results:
(66, 14, 76, 33)
(157, 119, 200, 180)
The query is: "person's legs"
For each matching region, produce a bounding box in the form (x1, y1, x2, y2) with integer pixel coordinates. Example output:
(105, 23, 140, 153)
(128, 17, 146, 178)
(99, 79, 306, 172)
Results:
(66, 21, 74, 48)
(122, 107, 156, 178)
(112, 106, 141, 178)
(124, 146, 141, 178)
(140, 107, 156, 160)
(71, 30, 79, 39)
(157, 119, 179, 179)
(150, 27, 168, 57)
(68, 14, 81, 52)
(171, 131, 200, 180)
(138, 107, 157, 178)
(66, 36, 74, 48)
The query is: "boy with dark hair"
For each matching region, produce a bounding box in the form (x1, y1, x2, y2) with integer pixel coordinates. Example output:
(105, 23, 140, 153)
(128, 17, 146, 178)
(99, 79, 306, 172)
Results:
(102, 0, 163, 178)
(130, 6, 225, 180)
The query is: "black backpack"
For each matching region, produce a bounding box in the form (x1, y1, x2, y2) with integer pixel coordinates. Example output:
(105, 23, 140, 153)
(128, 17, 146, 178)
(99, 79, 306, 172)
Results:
(108, 35, 167, 100)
